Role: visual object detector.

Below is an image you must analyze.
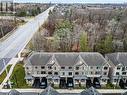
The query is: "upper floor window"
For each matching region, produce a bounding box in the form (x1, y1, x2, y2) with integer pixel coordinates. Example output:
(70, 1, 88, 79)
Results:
(54, 67, 56, 70)
(116, 72, 119, 75)
(69, 67, 72, 69)
(75, 72, 79, 75)
(35, 66, 38, 69)
(41, 66, 45, 69)
(76, 67, 79, 70)
(90, 72, 93, 74)
(41, 71, 46, 74)
(117, 67, 121, 70)
(48, 72, 52, 75)
(27, 72, 30, 75)
(104, 67, 108, 70)
(122, 72, 126, 75)
(37, 71, 39, 74)
(90, 66, 93, 69)
(122, 67, 125, 71)
(96, 67, 100, 69)
(26, 67, 29, 70)
(95, 71, 100, 75)
(69, 72, 72, 76)
(48, 66, 52, 69)
(103, 72, 107, 75)
(61, 67, 65, 69)
(62, 72, 65, 75)
(82, 67, 84, 70)
(54, 72, 58, 75)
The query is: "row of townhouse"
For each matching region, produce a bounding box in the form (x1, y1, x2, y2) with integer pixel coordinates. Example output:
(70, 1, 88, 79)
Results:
(105, 53, 127, 88)
(24, 52, 110, 88)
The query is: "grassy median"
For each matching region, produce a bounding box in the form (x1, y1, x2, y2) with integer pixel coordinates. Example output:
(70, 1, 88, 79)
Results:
(10, 62, 31, 88)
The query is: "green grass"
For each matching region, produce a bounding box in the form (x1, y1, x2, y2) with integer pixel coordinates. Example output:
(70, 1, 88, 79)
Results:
(0, 65, 12, 84)
(10, 62, 31, 88)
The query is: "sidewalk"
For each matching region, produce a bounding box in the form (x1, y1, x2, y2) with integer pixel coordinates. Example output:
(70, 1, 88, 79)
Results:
(0, 58, 19, 89)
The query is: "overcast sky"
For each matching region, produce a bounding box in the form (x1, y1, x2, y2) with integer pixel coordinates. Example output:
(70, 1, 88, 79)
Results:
(13, 0, 127, 3)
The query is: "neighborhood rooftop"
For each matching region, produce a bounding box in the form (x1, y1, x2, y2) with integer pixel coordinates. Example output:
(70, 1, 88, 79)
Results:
(27, 52, 107, 66)
(106, 52, 127, 66)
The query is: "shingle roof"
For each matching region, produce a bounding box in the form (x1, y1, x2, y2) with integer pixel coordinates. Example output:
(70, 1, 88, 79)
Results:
(29, 53, 52, 66)
(55, 53, 79, 66)
(106, 52, 127, 66)
(26, 52, 107, 67)
(40, 85, 60, 95)
(8, 90, 22, 95)
(80, 87, 101, 95)
(80, 53, 107, 66)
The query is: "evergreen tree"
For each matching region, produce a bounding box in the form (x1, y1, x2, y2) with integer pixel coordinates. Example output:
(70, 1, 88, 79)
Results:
(80, 32, 89, 52)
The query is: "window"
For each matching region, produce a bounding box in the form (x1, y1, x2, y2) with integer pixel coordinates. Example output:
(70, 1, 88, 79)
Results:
(95, 71, 100, 75)
(62, 72, 65, 75)
(75, 72, 79, 75)
(27, 72, 30, 75)
(96, 67, 100, 69)
(48, 72, 52, 75)
(90, 72, 93, 74)
(116, 72, 119, 75)
(37, 71, 39, 74)
(48, 66, 52, 69)
(82, 67, 84, 70)
(114, 79, 118, 82)
(54, 72, 58, 75)
(76, 67, 79, 70)
(90, 66, 93, 69)
(122, 72, 126, 75)
(26, 67, 29, 70)
(104, 67, 108, 70)
(61, 67, 65, 69)
(54, 67, 56, 70)
(41, 71, 46, 74)
(69, 72, 72, 76)
(35, 66, 38, 69)
(103, 72, 107, 75)
(41, 66, 45, 69)
(69, 67, 72, 69)
(82, 72, 84, 75)
(102, 79, 106, 82)
(117, 67, 120, 70)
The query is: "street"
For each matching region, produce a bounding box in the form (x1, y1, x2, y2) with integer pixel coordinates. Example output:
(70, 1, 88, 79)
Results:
(0, 6, 54, 74)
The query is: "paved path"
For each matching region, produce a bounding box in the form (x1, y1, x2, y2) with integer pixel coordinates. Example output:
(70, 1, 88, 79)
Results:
(0, 58, 19, 89)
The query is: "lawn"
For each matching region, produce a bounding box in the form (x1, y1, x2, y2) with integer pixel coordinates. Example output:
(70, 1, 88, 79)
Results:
(0, 65, 12, 84)
(10, 62, 31, 88)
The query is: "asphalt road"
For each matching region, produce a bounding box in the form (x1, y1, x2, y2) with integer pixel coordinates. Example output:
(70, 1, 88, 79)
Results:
(0, 6, 54, 74)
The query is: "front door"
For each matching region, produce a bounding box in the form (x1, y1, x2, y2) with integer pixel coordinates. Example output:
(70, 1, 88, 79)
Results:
(67, 78, 74, 88)
(33, 77, 40, 88)
(59, 77, 66, 88)
(86, 78, 92, 88)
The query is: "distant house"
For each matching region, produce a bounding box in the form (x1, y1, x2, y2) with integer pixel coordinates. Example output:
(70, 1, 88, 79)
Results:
(80, 86, 102, 95)
(24, 52, 110, 88)
(40, 85, 60, 95)
(105, 52, 127, 88)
